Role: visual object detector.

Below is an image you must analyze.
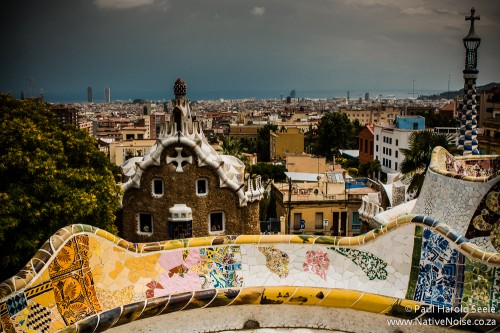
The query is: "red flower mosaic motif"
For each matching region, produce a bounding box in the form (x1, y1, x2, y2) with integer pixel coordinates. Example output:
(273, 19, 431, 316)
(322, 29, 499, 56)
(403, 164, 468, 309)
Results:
(303, 250, 330, 280)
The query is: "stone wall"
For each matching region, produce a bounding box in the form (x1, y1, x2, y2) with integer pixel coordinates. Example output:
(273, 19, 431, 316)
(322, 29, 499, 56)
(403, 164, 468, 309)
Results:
(122, 145, 259, 242)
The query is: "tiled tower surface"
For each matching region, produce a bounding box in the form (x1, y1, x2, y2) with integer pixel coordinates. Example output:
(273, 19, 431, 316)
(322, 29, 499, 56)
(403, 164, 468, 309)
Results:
(458, 8, 481, 156)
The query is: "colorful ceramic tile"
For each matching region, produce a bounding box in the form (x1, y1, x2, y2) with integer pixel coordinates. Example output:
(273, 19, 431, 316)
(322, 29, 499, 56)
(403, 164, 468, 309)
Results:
(465, 182, 500, 251)
(329, 247, 387, 280)
(462, 258, 493, 309)
(48, 238, 82, 279)
(258, 246, 290, 278)
(202, 246, 242, 289)
(406, 226, 423, 300)
(6, 292, 27, 317)
(95, 286, 134, 311)
(260, 287, 296, 304)
(26, 301, 52, 333)
(414, 228, 459, 307)
(490, 268, 500, 313)
(302, 250, 330, 280)
(51, 270, 99, 326)
(1, 312, 15, 333)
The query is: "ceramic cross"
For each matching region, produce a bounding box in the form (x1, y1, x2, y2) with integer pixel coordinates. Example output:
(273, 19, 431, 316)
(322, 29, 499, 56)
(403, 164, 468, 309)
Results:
(167, 147, 192, 172)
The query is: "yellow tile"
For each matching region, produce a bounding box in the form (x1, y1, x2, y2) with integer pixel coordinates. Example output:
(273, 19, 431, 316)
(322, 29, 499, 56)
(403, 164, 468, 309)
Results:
(231, 287, 264, 305)
(188, 237, 215, 248)
(319, 289, 362, 308)
(91, 265, 104, 285)
(143, 254, 161, 272)
(49, 313, 66, 332)
(259, 235, 292, 244)
(261, 286, 297, 304)
(113, 246, 125, 253)
(31, 290, 56, 308)
(289, 235, 315, 244)
(351, 293, 396, 314)
(337, 237, 351, 246)
(234, 235, 259, 244)
(160, 239, 185, 251)
(109, 262, 124, 280)
(40, 268, 51, 283)
(284, 287, 329, 306)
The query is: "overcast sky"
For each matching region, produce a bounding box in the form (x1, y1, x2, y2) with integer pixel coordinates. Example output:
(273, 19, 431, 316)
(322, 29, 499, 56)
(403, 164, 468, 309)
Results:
(1, 0, 499, 101)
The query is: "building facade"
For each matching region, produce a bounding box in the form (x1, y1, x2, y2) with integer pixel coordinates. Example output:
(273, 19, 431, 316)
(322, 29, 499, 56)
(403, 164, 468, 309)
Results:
(104, 87, 111, 103)
(121, 79, 264, 242)
(358, 124, 374, 164)
(271, 172, 379, 237)
(270, 127, 304, 161)
(373, 116, 425, 176)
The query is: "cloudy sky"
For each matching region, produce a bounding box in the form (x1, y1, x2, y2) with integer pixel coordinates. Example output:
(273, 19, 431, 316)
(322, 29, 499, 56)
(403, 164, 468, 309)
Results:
(1, 0, 499, 101)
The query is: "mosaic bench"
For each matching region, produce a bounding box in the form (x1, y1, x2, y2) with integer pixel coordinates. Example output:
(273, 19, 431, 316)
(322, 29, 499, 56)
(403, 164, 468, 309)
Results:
(1, 215, 500, 333)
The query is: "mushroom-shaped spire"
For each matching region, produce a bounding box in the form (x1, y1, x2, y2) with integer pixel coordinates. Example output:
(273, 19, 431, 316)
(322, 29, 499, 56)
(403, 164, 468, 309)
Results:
(463, 7, 481, 70)
(173, 78, 187, 98)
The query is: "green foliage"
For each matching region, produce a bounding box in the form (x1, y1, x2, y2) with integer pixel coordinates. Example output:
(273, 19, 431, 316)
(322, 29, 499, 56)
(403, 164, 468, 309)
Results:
(256, 124, 278, 162)
(247, 163, 287, 182)
(401, 130, 455, 195)
(358, 160, 381, 178)
(239, 137, 257, 154)
(346, 167, 359, 178)
(414, 109, 457, 128)
(0, 94, 121, 280)
(358, 162, 370, 177)
(314, 112, 356, 158)
(352, 119, 364, 149)
(336, 157, 359, 169)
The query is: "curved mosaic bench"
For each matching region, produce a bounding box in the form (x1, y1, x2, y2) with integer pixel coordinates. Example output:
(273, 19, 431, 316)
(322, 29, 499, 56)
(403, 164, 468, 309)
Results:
(1, 216, 500, 333)
(413, 146, 500, 253)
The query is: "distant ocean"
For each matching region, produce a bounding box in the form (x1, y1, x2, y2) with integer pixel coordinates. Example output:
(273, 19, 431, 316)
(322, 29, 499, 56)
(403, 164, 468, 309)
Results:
(42, 89, 447, 103)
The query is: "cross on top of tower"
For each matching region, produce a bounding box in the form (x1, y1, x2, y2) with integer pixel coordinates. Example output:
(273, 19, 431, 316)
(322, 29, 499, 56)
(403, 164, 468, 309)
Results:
(465, 7, 480, 38)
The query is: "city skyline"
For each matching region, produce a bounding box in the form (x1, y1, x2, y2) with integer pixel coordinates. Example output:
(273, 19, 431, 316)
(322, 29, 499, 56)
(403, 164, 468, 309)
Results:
(1, 0, 500, 102)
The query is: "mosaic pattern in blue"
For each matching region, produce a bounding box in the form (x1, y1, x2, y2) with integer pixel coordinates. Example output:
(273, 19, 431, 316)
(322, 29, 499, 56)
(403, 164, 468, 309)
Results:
(414, 228, 460, 307)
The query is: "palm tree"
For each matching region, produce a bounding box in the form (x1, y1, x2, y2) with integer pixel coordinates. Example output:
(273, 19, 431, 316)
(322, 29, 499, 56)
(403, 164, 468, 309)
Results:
(222, 137, 248, 165)
(401, 130, 455, 196)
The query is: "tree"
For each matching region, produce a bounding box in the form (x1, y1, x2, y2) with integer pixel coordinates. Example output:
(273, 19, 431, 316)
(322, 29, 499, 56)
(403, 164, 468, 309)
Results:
(368, 160, 381, 180)
(417, 109, 457, 128)
(0, 94, 121, 280)
(400, 130, 455, 196)
(247, 163, 287, 183)
(352, 119, 363, 149)
(314, 112, 355, 159)
(256, 124, 278, 162)
(347, 167, 359, 178)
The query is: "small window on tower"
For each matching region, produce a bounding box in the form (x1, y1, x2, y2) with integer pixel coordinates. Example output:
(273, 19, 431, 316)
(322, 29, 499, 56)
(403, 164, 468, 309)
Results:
(137, 213, 153, 235)
(152, 178, 164, 197)
(209, 212, 224, 233)
(196, 178, 208, 196)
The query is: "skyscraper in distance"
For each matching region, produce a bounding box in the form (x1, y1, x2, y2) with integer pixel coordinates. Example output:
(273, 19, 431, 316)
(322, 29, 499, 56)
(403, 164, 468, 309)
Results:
(87, 86, 93, 103)
(104, 87, 111, 103)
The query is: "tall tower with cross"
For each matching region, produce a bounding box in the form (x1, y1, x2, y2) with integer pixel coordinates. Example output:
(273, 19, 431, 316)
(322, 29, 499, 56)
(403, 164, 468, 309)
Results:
(457, 7, 481, 155)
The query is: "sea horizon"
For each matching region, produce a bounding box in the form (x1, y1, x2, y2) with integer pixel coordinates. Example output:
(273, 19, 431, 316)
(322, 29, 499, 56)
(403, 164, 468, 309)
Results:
(31, 88, 454, 104)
